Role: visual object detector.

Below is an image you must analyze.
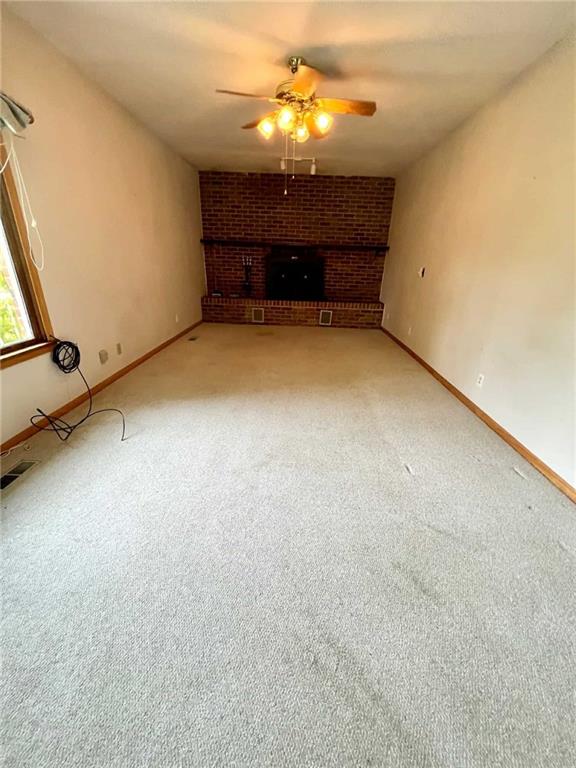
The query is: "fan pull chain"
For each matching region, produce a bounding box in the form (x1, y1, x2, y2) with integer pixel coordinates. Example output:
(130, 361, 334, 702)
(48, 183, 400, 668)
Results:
(284, 132, 288, 195)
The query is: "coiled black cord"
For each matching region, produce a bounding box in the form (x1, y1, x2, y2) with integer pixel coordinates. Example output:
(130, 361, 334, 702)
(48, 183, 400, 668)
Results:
(30, 339, 126, 442)
(51, 339, 81, 373)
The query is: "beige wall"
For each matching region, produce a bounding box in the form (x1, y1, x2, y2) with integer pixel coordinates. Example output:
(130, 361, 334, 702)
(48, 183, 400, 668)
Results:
(382, 34, 575, 486)
(1, 13, 205, 442)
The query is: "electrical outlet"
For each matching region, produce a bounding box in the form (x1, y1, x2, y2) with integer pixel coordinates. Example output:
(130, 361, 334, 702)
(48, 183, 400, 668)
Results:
(116, 343, 122, 355)
(418, 266, 426, 278)
(99, 349, 108, 365)
(476, 374, 485, 387)
(175, 314, 179, 324)
(408, 326, 412, 336)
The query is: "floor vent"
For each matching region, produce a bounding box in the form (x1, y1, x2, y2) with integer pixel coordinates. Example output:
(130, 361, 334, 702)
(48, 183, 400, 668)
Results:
(251, 307, 265, 324)
(1, 460, 39, 490)
(319, 309, 333, 326)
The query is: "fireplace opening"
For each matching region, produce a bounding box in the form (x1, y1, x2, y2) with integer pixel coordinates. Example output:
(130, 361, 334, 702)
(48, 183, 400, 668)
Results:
(265, 246, 324, 301)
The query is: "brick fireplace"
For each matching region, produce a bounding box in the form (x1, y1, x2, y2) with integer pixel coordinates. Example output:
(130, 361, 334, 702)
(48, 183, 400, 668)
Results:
(199, 171, 395, 328)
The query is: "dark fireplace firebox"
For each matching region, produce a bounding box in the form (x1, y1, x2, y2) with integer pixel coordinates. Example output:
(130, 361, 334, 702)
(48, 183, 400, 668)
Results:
(265, 246, 324, 301)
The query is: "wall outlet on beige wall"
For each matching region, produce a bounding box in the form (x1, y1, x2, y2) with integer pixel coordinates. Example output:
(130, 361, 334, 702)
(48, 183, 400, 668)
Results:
(99, 349, 108, 365)
(476, 374, 485, 387)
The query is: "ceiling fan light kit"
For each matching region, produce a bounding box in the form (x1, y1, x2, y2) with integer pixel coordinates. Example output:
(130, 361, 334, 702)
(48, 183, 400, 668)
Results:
(314, 111, 333, 134)
(256, 106, 333, 144)
(217, 56, 377, 149)
(257, 116, 275, 139)
(277, 105, 296, 132)
(294, 123, 310, 143)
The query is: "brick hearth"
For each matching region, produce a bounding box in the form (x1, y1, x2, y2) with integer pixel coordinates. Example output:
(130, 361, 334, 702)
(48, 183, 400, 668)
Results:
(202, 297, 384, 329)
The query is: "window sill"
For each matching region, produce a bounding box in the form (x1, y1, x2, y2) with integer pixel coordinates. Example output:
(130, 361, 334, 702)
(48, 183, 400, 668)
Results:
(0, 340, 55, 369)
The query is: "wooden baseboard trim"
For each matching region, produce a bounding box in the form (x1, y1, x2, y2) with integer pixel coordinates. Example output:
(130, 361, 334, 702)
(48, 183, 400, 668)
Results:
(380, 327, 575, 504)
(1, 321, 203, 453)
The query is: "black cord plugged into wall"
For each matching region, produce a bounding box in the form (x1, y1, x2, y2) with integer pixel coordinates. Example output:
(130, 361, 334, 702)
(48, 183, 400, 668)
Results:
(30, 339, 127, 442)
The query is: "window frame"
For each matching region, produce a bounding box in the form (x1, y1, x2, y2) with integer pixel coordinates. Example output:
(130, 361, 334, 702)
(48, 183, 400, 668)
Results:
(0, 147, 53, 368)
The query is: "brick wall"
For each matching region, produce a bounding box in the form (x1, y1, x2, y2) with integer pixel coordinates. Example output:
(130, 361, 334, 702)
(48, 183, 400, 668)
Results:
(199, 172, 395, 302)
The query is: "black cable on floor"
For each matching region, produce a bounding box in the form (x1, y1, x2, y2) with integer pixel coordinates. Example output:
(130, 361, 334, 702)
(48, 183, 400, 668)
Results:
(30, 339, 127, 442)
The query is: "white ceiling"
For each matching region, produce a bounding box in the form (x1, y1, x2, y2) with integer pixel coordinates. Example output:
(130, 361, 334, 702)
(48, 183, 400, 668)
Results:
(8, 1, 575, 176)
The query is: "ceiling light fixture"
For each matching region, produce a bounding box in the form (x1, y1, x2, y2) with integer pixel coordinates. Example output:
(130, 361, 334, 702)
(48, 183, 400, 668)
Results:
(257, 116, 276, 139)
(219, 55, 376, 191)
(277, 105, 296, 133)
(294, 123, 310, 143)
(217, 55, 376, 151)
(314, 111, 333, 135)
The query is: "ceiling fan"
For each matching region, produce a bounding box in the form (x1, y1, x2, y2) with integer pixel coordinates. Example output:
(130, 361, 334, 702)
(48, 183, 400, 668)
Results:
(216, 56, 377, 144)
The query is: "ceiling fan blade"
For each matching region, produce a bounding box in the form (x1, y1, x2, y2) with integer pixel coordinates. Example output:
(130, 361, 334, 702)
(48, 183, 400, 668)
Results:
(316, 98, 377, 116)
(216, 89, 275, 101)
(292, 65, 323, 98)
(304, 112, 327, 140)
(241, 112, 277, 130)
(241, 118, 262, 130)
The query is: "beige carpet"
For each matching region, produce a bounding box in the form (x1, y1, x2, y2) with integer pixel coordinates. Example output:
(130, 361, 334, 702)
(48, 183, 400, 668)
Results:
(2, 323, 575, 768)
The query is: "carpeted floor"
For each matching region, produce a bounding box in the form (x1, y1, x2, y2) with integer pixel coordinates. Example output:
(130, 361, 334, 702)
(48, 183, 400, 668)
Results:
(2, 323, 575, 768)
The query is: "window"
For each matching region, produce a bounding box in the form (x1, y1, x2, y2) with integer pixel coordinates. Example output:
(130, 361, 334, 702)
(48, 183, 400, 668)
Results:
(0, 150, 52, 367)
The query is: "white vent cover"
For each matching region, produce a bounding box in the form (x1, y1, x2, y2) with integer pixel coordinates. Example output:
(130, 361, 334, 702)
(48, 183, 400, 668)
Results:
(319, 309, 333, 326)
(251, 307, 265, 324)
